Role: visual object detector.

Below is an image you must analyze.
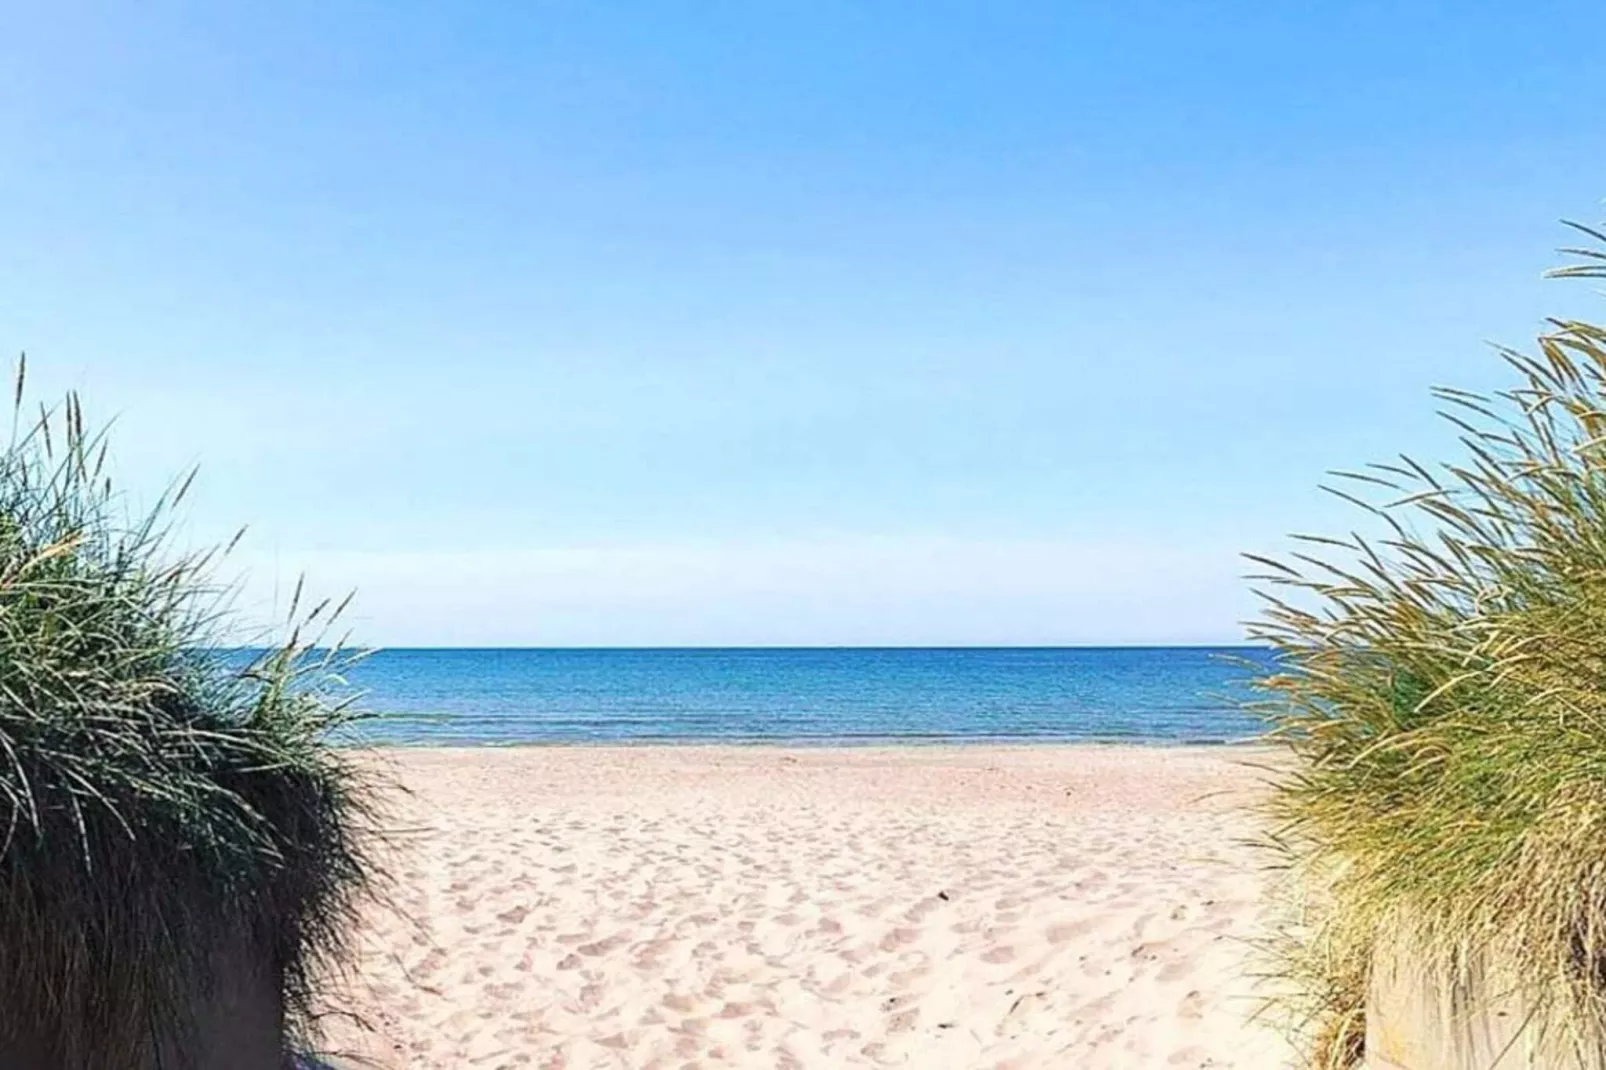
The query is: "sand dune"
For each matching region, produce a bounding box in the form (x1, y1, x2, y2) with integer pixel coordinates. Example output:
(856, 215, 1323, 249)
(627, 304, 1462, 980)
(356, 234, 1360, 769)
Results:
(318, 745, 1293, 1069)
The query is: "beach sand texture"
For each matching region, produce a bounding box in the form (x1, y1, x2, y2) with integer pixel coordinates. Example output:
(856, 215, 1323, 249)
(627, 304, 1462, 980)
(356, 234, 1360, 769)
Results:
(320, 746, 1294, 1069)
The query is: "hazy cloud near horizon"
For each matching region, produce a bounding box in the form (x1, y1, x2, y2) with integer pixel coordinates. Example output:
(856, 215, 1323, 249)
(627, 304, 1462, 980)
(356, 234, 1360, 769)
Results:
(222, 536, 1254, 648)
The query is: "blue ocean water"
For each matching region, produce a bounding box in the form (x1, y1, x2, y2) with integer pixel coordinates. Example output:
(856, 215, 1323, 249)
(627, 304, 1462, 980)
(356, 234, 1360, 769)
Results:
(330, 647, 1273, 746)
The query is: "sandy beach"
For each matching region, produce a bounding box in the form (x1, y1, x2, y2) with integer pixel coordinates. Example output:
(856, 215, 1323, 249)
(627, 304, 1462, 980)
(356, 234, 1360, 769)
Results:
(319, 745, 1293, 1069)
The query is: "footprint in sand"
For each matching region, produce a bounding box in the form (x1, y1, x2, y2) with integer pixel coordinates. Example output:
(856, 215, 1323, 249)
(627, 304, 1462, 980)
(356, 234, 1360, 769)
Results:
(1156, 959, 1191, 983)
(576, 934, 627, 956)
(1047, 919, 1095, 942)
(886, 1008, 920, 1033)
(888, 965, 929, 987)
(877, 927, 919, 952)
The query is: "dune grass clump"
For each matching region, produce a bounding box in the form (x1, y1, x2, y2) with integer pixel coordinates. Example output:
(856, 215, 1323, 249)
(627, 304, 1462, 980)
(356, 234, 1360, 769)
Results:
(1251, 226, 1606, 1068)
(0, 366, 374, 1067)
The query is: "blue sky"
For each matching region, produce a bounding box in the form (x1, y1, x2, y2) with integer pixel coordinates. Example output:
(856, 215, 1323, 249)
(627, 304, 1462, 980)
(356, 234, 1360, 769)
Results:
(2, 2, 1603, 645)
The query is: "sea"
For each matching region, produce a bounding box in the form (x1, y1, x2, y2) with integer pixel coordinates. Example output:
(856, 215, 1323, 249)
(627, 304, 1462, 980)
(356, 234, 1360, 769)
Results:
(327, 646, 1274, 746)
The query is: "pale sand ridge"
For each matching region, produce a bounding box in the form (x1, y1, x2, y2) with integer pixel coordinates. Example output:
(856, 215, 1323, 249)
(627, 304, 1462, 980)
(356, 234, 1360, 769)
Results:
(319, 745, 1294, 1069)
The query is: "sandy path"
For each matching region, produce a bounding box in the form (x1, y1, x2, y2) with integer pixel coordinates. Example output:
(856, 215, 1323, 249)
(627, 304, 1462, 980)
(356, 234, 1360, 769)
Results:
(317, 745, 1293, 1070)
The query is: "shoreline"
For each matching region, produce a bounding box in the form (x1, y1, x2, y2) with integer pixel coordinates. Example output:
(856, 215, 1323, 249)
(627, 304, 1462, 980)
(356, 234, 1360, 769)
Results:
(351, 735, 1273, 750)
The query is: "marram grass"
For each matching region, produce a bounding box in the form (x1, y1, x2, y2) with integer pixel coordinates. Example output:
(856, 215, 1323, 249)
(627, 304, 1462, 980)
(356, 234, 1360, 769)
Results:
(1252, 224, 1606, 1068)
(0, 362, 376, 1067)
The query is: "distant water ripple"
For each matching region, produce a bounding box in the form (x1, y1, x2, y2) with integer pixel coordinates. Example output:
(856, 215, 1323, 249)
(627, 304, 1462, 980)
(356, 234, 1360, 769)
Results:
(326, 647, 1272, 746)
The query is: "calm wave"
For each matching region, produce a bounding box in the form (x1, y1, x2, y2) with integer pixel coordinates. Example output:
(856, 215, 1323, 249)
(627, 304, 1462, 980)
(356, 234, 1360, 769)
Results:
(324, 647, 1272, 746)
